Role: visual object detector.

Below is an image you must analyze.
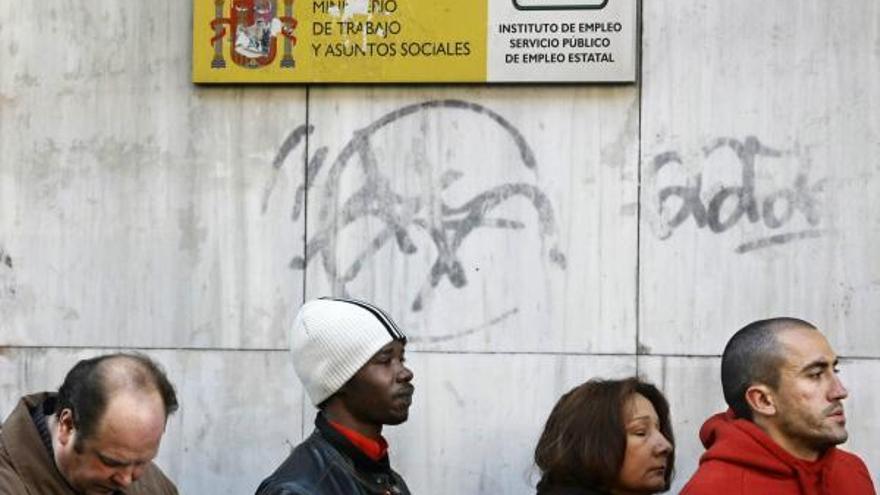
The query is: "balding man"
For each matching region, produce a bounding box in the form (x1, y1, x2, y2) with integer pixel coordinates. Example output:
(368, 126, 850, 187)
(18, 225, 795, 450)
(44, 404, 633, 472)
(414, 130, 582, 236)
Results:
(0, 353, 179, 494)
(682, 317, 875, 495)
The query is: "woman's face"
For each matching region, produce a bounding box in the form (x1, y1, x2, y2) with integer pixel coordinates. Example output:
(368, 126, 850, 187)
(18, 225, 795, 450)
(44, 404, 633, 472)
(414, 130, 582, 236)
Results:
(612, 393, 673, 494)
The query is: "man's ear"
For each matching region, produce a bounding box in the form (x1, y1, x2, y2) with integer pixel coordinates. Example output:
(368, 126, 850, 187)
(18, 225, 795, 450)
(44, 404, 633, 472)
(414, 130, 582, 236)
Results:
(745, 384, 777, 417)
(56, 409, 75, 447)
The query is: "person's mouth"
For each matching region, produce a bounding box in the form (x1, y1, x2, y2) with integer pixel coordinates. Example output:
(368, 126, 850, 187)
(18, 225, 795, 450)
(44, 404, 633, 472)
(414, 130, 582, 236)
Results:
(394, 386, 415, 402)
(648, 464, 667, 477)
(827, 407, 846, 423)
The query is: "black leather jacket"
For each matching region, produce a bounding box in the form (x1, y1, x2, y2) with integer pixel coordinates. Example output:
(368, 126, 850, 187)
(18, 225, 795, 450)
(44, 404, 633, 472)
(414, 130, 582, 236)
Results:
(255, 414, 411, 495)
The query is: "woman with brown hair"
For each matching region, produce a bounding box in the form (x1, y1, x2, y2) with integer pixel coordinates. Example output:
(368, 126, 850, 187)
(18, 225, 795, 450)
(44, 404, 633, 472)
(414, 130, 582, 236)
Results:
(534, 377, 675, 495)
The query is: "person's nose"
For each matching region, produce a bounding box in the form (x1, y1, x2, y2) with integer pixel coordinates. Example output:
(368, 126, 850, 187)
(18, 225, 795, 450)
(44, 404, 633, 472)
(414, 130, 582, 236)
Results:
(654, 433, 673, 457)
(397, 362, 414, 383)
(829, 373, 848, 401)
(111, 465, 136, 488)
(131, 463, 146, 482)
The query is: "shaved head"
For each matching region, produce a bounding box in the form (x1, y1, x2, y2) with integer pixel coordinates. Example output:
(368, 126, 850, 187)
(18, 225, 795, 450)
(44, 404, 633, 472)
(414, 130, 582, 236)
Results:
(721, 317, 817, 420)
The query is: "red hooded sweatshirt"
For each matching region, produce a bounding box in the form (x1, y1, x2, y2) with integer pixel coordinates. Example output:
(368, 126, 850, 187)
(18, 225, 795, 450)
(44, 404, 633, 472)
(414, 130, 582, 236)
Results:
(681, 410, 876, 495)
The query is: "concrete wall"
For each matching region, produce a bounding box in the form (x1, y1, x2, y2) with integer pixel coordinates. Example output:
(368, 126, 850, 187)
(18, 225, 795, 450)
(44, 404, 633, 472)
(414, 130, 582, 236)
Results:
(1, 1, 878, 493)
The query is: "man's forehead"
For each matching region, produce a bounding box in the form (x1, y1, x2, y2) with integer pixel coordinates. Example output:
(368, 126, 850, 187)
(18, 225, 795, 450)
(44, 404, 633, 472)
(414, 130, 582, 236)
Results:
(375, 340, 405, 354)
(91, 391, 165, 444)
(87, 425, 162, 465)
(778, 327, 837, 367)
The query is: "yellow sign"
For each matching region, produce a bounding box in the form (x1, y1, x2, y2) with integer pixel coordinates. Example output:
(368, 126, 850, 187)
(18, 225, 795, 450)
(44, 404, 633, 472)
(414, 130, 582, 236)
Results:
(192, 0, 636, 83)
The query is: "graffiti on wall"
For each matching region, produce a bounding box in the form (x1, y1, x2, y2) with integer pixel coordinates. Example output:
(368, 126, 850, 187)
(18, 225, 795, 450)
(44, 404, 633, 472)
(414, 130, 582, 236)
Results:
(262, 99, 566, 324)
(648, 136, 828, 253)
(0, 247, 14, 303)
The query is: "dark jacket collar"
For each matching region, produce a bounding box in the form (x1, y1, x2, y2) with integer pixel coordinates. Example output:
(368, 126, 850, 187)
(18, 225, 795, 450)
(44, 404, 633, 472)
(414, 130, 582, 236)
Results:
(315, 413, 392, 475)
(29, 393, 56, 459)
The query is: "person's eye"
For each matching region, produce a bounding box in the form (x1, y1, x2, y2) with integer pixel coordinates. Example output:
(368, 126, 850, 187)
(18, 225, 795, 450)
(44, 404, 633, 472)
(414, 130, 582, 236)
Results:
(98, 456, 125, 468)
(632, 430, 647, 437)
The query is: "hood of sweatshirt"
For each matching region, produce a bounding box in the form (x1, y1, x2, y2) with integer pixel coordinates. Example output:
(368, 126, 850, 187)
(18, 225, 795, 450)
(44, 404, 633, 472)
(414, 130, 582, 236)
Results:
(698, 409, 836, 495)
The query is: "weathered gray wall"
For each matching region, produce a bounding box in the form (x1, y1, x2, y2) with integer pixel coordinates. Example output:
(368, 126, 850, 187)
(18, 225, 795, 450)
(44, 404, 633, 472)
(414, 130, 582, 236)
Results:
(1, 1, 878, 493)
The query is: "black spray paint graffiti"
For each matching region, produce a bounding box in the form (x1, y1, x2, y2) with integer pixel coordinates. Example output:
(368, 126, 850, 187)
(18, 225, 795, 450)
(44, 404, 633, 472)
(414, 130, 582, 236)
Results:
(651, 136, 827, 253)
(262, 99, 566, 321)
(0, 247, 14, 300)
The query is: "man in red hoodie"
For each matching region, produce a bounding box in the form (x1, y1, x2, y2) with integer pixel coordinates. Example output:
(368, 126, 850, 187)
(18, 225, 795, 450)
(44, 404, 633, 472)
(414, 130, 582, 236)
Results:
(681, 317, 876, 495)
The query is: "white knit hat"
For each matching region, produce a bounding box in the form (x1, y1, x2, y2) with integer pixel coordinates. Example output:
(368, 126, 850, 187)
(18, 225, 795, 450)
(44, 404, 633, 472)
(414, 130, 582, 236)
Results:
(290, 297, 407, 406)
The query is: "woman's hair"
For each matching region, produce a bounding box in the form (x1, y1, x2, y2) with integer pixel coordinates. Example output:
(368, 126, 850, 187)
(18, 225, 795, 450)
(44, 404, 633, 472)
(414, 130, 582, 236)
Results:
(534, 377, 675, 491)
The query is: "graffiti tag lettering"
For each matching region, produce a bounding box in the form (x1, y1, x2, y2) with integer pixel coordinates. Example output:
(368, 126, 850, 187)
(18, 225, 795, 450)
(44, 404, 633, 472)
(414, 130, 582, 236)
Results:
(650, 136, 827, 253)
(262, 99, 566, 318)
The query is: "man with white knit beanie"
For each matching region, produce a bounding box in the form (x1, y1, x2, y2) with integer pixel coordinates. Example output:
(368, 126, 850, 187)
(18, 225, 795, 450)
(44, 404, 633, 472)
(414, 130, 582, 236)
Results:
(255, 297, 414, 495)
